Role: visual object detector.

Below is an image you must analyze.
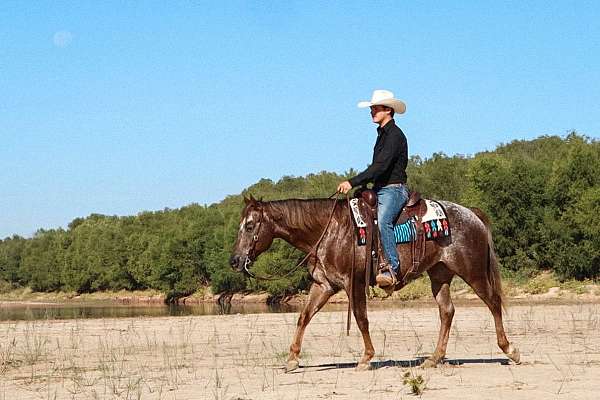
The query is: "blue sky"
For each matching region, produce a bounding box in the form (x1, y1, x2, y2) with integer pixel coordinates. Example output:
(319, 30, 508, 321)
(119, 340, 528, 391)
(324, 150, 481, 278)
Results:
(1, 1, 599, 238)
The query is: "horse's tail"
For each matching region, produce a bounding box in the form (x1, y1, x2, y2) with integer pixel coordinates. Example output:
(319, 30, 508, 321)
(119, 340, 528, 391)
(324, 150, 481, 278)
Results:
(470, 207, 505, 313)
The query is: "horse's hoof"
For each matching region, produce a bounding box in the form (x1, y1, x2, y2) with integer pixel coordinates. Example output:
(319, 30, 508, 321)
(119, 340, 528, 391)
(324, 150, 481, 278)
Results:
(506, 344, 521, 364)
(285, 360, 299, 373)
(355, 362, 371, 371)
(420, 358, 438, 368)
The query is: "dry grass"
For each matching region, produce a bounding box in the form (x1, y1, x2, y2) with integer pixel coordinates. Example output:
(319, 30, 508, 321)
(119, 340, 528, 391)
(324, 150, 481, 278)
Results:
(0, 318, 197, 399)
(522, 272, 561, 294)
(403, 369, 426, 395)
(0, 288, 164, 303)
(2, 273, 599, 307)
(1, 303, 600, 399)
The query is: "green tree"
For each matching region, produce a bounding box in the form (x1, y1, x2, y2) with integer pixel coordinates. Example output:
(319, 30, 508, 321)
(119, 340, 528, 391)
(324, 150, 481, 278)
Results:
(0, 235, 26, 286)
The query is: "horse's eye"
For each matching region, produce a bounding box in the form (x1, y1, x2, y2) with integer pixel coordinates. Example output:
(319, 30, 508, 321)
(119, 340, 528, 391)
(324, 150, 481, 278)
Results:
(245, 224, 254, 232)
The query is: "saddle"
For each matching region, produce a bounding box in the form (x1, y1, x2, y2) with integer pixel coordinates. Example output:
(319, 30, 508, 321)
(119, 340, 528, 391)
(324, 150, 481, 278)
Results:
(355, 188, 429, 288)
(360, 189, 425, 221)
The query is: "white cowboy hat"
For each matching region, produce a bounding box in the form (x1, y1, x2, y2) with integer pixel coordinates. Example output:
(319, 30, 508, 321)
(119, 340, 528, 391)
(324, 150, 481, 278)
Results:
(357, 89, 406, 114)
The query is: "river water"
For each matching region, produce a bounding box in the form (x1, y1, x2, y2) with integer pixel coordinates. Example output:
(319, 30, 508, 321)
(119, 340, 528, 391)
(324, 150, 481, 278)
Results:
(0, 300, 436, 321)
(1, 299, 586, 321)
(0, 302, 307, 321)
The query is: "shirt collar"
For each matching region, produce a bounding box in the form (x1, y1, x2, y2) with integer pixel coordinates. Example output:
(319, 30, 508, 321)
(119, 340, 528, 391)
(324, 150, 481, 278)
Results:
(377, 119, 396, 135)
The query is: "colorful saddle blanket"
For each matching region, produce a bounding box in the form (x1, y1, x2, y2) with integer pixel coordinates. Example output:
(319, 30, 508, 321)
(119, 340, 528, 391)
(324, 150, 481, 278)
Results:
(394, 200, 451, 243)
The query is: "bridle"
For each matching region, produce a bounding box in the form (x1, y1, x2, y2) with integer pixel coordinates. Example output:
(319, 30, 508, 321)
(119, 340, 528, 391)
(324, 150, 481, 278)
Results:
(241, 192, 340, 281)
(240, 191, 361, 336)
(242, 204, 265, 277)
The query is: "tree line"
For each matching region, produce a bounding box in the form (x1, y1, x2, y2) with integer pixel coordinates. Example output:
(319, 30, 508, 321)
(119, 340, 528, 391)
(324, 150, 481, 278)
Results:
(1, 133, 598, 300)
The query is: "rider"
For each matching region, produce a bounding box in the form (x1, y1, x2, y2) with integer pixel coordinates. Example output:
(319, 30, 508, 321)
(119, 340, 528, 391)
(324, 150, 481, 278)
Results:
(337, 89, 409, 289)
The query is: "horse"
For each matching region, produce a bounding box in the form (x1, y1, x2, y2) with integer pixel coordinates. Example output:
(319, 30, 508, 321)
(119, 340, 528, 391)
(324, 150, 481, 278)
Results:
(229, 195, 520, 372)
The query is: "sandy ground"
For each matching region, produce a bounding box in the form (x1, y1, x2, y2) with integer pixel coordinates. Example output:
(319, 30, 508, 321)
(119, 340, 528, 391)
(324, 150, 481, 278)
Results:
(1, 302, 599, 399)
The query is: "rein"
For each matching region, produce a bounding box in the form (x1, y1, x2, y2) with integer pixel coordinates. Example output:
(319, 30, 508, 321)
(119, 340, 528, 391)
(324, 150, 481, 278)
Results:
(243, 191, 364, 336)
(243, 191, 341, 281)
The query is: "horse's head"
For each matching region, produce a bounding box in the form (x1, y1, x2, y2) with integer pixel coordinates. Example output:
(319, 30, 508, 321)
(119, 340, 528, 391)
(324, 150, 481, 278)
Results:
(229, 195, 275, 275)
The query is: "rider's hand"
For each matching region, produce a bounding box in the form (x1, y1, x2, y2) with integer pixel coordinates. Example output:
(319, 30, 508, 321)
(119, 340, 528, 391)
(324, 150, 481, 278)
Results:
(337, 181, 352, 194)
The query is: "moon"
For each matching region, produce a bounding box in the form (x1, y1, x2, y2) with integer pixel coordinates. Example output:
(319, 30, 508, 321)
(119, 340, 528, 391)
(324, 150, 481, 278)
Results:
(53, 31, 73, 48)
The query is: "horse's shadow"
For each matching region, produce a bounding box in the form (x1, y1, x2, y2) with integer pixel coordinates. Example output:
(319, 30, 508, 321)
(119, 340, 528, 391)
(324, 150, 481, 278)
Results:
(289, 357, 509, 373)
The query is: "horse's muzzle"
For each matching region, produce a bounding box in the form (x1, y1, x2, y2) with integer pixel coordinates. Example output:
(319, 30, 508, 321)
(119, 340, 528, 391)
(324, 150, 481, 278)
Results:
(229, 254, 241, 270)
(229, 254, 252, 273)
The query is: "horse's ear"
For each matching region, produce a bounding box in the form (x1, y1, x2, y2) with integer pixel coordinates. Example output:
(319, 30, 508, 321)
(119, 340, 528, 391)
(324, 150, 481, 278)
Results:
(243, 196, 250, 205)
(246, 194, 263, 209)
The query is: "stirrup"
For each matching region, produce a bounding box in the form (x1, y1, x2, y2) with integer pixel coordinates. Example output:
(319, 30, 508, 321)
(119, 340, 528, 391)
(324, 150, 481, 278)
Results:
(375, 265, 397, 289)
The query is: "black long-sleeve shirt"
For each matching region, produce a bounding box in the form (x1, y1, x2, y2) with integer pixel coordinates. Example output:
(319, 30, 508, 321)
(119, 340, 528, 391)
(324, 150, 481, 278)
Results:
(348, 119, 408, 188)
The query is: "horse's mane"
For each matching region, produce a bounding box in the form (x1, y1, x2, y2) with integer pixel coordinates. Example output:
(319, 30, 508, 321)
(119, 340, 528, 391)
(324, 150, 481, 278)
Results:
(266, 198, 346, 231)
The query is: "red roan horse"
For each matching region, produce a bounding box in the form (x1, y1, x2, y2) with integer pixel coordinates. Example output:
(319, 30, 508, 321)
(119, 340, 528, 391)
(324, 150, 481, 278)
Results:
(230, 195, 520, 372)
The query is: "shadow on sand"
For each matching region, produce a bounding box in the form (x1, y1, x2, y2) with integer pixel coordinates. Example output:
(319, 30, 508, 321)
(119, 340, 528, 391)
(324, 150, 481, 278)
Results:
(289, 357, 509, 372)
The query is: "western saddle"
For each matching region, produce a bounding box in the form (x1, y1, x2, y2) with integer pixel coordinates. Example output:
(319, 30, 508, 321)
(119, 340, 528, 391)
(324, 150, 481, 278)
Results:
(356, 189, 427, 288)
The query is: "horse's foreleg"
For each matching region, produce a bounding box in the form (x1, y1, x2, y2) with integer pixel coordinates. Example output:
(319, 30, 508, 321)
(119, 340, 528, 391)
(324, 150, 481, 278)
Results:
(423, 265, 455, 368)
(285, 281, 334, 372)
(349, 277, 375, 371)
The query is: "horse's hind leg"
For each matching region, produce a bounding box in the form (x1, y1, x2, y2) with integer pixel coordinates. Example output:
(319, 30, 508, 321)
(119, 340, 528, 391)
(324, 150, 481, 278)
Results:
(467, 274, 520, 364)
(422, 263, 455, 368)
(285, 281, 334, 372)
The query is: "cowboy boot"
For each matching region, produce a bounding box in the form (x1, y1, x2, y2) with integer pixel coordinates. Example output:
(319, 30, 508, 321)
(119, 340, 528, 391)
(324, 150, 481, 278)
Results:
(375, 252, 397, 290)
(373, 231, 395, 285)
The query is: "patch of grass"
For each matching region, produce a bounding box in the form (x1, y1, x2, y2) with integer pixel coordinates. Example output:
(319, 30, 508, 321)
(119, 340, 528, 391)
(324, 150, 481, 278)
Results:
(273, 351, 288, 363)
(22, 322, 49, 365)
(498, 278, 522, 297)
(0, 286, 34, 300)
(0, 279, 16, 294)
(369, 286, 389, 298)
(500, 267, 535, 286)
(449, 277, 470, 291)
(184, 286, 211, 299)
(392, 275, 431, 300)
(522, 271, 560, 294)
(403, 370, 425, 395)
(0, 287, 164, 302)
(0, 337, 19, 374)
(560, 279, 592, 295)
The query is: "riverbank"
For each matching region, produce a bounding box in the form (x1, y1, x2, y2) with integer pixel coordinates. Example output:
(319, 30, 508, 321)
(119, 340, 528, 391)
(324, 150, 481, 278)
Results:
(1, 272, 599, 307)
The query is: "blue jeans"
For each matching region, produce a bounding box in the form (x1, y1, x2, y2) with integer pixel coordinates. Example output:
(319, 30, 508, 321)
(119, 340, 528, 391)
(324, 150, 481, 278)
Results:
(376, 184, 409, 273)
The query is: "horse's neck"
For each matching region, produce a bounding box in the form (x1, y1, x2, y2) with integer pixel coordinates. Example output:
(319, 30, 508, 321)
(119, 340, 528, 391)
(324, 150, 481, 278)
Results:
(268, 199, 340, 253)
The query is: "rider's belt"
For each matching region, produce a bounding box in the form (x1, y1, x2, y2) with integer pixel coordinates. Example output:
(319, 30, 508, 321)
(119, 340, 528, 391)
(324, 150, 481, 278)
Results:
(374, 182, 404, 190)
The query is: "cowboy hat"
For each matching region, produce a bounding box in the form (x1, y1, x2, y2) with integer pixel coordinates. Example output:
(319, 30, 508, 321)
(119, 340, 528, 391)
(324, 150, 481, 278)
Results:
(357, 89, 406, 114)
